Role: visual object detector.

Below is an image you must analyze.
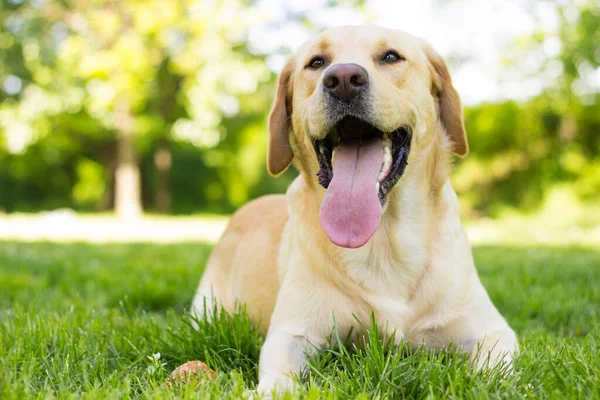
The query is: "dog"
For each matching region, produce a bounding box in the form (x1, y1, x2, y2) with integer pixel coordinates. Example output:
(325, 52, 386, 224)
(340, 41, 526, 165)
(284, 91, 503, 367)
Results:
(191, 24, 517, 395)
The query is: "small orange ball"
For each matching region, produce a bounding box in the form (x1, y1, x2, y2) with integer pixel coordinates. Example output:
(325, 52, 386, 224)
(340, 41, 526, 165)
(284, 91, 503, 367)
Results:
(167, 360, 217, 388)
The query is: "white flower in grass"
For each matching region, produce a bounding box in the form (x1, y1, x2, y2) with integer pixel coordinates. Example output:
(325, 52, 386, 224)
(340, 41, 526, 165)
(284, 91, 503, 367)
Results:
(146, 352, 166, 375)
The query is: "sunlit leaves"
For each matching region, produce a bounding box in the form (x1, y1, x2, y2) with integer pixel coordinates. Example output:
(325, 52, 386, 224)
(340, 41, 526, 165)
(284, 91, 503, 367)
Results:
(2, 0, 270, 152)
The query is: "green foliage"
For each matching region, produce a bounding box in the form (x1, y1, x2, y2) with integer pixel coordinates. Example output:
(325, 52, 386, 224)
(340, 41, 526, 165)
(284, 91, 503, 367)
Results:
(457, 95, 600, 216)
(0, 1, 598, 215)
(73, 158, 106, 207)
(0, 241, 599, 398)
(0, 0, 281, 214)
(454, 0, 600, 215)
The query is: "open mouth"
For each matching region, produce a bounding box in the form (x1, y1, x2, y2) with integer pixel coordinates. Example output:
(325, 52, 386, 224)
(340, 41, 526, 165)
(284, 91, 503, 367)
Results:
(312, 116, 411, 249)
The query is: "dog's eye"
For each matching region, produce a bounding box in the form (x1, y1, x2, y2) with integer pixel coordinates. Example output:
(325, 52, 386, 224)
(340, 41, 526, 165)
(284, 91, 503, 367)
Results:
(382, 51, 404, 63)
(307, 56, 325, 70)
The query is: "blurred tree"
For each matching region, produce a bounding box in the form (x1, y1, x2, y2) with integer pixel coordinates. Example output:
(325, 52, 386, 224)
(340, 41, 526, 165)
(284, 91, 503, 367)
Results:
(1, 0, 597, 217)
(0, 0, 272, 217)
(455, 0, 599, 215)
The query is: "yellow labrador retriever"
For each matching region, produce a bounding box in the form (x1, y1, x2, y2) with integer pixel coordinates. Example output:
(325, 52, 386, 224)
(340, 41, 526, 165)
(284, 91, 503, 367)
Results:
(192, 24, 517, 394)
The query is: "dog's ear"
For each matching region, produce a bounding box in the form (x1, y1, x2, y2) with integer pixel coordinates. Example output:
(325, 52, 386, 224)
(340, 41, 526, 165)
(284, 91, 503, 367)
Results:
(267, 57, 295, 176)
(423, 43, 469, 156)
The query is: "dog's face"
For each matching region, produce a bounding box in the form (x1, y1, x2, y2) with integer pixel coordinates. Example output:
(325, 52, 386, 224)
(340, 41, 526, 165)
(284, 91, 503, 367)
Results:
(267, 24, 468, 249)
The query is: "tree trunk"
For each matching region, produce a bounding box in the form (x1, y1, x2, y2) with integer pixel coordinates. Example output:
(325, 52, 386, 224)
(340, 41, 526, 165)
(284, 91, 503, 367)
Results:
(154, 140, 172, 213)
(115, 101, 142, 219)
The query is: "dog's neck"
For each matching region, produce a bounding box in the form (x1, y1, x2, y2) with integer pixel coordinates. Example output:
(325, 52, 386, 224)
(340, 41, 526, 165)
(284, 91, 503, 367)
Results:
(387, 120, 454, 221)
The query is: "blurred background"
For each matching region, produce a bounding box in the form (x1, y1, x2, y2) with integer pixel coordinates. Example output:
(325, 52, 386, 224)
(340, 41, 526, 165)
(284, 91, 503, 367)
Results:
(0, 0, 598, 244)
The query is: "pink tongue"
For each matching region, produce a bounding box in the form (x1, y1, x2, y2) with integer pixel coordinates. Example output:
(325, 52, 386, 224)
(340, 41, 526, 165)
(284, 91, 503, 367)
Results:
(319, 138, 383, 248)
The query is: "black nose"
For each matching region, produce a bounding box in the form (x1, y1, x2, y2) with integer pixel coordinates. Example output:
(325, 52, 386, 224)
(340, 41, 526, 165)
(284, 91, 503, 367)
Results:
(322, 63, 369, 102)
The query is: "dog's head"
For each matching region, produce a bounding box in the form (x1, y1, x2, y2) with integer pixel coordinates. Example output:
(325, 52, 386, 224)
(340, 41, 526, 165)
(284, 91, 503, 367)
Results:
(267, 24, 468, 249)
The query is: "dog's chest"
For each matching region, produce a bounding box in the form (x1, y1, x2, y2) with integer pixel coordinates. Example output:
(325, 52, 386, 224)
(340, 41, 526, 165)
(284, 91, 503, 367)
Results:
(341, 250, 427, 334)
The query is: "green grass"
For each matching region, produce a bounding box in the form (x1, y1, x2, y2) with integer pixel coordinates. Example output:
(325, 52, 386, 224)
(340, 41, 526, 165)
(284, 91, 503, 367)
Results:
(1, 241, 599, 399)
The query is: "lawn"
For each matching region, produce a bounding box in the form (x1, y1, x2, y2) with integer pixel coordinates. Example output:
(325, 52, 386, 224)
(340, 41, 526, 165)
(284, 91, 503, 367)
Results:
(1, 241, 599, 399)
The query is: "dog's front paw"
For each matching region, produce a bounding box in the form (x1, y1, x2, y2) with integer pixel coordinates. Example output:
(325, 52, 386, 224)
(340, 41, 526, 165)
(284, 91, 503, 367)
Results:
(253, 375, 297, 399)
(470, 330, 518, 372)
(243, 388, 268, 400)
(472, 347, 513, 372)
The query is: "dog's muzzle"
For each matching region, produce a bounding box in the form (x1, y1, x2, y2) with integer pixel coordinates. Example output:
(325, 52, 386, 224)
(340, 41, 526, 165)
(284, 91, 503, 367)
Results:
(313, 115, 411, 249)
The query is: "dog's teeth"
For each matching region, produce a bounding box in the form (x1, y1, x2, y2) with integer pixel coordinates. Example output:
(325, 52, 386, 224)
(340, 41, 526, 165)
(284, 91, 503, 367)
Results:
(378, 134, 393, 182)
(383, 132, 392, 149)
(376, 182, 380, 192)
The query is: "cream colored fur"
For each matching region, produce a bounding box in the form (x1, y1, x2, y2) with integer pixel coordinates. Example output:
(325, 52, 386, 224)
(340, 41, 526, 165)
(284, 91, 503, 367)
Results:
(191, 24, 517, 396)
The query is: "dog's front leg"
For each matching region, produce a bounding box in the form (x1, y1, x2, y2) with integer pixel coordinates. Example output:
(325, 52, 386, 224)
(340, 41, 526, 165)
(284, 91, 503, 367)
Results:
(256, 328, 317, 396)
